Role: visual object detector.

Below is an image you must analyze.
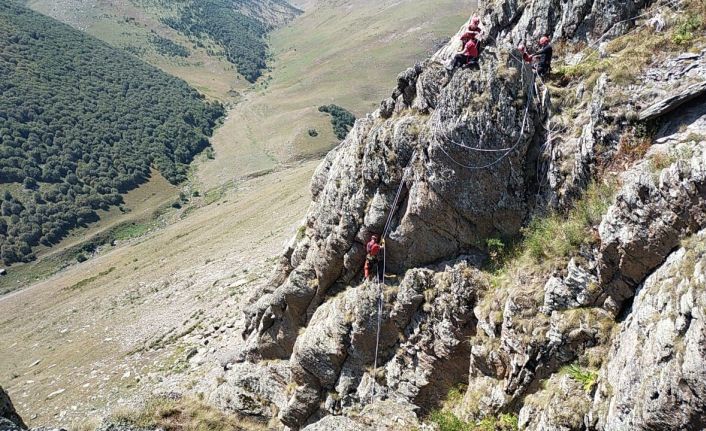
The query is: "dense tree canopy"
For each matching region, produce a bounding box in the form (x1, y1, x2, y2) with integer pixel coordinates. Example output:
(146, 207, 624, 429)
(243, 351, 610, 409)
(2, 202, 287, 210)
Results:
(0, 2, 224, 265)
(161, 0, 271, 82)
(150, 33, 190, 58)
(318, 105, 357, 140)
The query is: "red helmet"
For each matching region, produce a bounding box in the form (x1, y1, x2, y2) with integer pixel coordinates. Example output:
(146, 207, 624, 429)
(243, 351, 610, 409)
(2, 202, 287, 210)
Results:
(471, 16, 481, 25)
(518, 43, 526, 52)
(539, 36, 550, 45)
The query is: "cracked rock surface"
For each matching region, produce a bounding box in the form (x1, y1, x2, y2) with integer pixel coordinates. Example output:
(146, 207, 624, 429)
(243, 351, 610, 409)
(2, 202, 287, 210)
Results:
(211, 0, 706, 429)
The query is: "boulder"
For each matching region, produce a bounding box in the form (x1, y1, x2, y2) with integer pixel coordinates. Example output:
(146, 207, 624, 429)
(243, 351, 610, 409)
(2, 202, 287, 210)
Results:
(0, 387, 25, 430)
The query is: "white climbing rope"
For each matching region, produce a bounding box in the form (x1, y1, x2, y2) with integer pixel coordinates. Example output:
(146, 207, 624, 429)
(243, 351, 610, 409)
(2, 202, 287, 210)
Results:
(370, 150, 416, 403)
(435, 66, 537, 171)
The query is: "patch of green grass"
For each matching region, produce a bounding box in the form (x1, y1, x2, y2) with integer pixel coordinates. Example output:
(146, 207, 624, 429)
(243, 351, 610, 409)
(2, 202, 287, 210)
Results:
(476, 414, 519, 431)
(428, 411, 519, 431)
(429, 411, 471, 431)
(562, 363, 598, 393)
(112, 222, 152, 241)
(522, 181, 616, 265)
(296, 225, 306, 241)
(446, 384, 467, 405)
(672, 14, 704, 45)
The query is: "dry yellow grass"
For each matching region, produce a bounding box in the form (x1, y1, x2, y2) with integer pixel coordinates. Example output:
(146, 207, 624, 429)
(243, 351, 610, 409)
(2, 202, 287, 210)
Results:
(0, 162, 316, 425)
(198, 0, 472, 188)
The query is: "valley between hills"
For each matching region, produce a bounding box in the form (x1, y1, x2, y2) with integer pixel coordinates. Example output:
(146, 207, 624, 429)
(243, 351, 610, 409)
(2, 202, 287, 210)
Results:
(0, 0, 470, 425)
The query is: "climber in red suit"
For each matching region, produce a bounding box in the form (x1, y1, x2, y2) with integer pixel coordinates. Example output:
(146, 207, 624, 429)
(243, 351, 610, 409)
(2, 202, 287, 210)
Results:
(460, 16, 483, 46)
(448, 33, 480, 70)
(364, 235, 385, 282)
(518, 44, 533, 63)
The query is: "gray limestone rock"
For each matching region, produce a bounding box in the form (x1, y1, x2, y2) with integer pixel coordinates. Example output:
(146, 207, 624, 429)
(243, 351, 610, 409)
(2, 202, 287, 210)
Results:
(590, 230, 706, 430)
(597, 141, 706, 310)
(278, 261, 483, 427)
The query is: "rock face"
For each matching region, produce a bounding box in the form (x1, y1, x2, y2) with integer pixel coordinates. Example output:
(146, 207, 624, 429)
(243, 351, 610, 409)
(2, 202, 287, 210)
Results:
(0, 387, 26, 430)
(279, 261, 483, 427)
(242, 48, 542, 363)
(216, 0, 706, 429)
(241, 0, 653, 370)
(591, 230, 706, 430)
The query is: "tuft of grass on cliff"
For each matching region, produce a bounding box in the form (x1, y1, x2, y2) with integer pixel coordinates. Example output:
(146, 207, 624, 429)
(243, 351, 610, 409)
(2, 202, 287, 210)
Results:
(553, 0, 705, 87)
(427, 410, 519, 431)
(109, 395, 267, 431)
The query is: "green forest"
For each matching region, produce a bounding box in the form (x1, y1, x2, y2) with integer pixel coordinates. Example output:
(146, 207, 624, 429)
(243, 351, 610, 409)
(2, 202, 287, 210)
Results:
(150, 33, 190, 58)
(319, 105, 356, 140)
(161, 0, 271, 82)
(0, 2, 224, 265)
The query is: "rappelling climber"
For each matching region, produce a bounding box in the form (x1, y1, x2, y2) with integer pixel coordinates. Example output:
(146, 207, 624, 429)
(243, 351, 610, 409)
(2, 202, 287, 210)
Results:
(447, 31, 480, 70)
(364, 235, 385, 283)
(533, 35, 553, 77)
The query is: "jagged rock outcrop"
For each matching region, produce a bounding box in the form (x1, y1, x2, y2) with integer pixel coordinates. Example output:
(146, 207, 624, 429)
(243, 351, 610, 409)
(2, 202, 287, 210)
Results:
(518, 373, 593, 431)
(241, 0, 652, 370)
(597, 127, 706, 313)
(279, 261, 483, 427)
(217, 0, 706, 429)
(301, 400, 420, 431)
(0, 387, 26, 431)
(242, 48, 542, 363)
(590, 229, 706, 430)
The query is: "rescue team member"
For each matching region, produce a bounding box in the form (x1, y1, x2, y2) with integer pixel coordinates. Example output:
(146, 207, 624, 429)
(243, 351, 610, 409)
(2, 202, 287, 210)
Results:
(460, 16, 483, 46)
(364, 235, 385, 282)
(533, 36, 553, 76)
(518, 44, 533, 63)
(447, 31, 480, 70)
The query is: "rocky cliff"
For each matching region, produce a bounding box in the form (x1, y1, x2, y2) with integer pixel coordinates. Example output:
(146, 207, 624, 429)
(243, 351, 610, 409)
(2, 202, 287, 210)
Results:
(1, 0, 705, 430)
(206, 0, 706, 429)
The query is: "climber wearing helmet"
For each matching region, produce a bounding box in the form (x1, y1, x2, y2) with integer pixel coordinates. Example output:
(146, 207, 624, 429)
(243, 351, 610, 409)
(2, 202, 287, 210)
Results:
(447, 31, 480, 71)
(533, 35, 553, 77)
(364, 234, 385, 282)
(460, 15, 484, 46)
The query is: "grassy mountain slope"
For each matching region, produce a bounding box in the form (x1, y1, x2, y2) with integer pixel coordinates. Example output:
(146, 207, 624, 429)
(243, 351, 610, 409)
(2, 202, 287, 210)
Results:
(0, 161, 318, 425)
(198, 0, 471, 188)
(26, 0, 300, 99)
(0, 0, 475, 424)
(0, 2, 224, 265)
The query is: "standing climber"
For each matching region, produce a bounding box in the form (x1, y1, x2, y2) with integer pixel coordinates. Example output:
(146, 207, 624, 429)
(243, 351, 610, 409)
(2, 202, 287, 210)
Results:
(447, 32, 480, 70)
(364, 235, 385, 283)
(533, 36, 553, 77)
